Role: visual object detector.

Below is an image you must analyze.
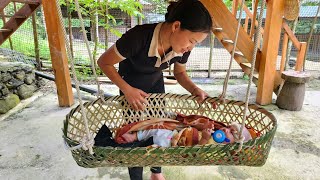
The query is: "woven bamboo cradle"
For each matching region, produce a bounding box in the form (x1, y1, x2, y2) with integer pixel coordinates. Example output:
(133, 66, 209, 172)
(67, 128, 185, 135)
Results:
(63, 93, 277, 168)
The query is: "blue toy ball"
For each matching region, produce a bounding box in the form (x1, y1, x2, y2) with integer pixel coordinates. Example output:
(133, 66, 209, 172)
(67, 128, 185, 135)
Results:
(212, 130, 230, 143)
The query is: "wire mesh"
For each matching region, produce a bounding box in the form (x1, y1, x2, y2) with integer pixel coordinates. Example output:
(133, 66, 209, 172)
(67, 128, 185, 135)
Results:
(0, 2, 319, 78)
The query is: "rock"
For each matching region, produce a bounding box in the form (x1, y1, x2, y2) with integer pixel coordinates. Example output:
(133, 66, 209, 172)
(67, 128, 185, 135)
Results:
(1, 86, 10, 96)
(17, 84, 36, 99)
(0, 94, 20, 114)
(14, 70, 26, 81)
(24, 73, 35, 85)
(6, 78, 24, 89)
(0, 72, 12, 82)
(0, 62, 34, 72)
(23, 66, 33, 73)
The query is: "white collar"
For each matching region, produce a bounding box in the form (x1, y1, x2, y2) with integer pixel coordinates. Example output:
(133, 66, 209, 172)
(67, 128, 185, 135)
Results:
(148, 23, 183, 67)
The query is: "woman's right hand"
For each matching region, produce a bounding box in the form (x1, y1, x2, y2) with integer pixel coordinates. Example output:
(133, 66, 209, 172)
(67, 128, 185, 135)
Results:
(123, 86, 149, 110)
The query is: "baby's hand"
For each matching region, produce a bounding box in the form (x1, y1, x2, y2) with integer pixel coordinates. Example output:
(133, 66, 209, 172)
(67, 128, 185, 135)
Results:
(122, 132, 137, 143)
(201, 128, 213, 141)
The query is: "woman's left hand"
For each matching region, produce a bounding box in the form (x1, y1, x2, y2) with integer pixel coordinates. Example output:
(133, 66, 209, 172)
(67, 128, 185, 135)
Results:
(191, 87, 208, 104)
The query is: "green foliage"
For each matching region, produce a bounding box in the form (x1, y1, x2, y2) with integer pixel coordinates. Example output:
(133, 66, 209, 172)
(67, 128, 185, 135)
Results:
(145, 0, 168, 14)
(296, 19, 320, 34)
(302, 2, 320, 6)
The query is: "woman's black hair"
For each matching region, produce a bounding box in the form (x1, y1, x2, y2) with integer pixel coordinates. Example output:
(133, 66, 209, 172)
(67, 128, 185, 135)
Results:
(165, 0, 212, 33)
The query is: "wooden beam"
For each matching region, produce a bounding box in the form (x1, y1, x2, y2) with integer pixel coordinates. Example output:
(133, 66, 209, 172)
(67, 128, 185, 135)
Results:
(0, 0, 11, 12)
(42, 0, 74, 107)
(256, 0, 285, 105)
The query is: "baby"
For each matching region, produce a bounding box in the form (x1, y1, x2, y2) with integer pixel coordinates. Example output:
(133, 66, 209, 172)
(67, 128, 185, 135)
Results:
(122, 122, 254, 147)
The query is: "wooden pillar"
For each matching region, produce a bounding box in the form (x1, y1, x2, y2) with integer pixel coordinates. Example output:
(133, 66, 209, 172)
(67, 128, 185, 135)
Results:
(256, 0, 284, 105)
(42, 0, 74, 106)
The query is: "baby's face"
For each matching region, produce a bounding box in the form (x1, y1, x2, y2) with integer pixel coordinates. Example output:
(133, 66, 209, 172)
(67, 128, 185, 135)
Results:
(219, 127, 236, 144)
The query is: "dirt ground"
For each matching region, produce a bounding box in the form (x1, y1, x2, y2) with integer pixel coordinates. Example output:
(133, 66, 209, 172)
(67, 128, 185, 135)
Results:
(1, 77, 320, 180)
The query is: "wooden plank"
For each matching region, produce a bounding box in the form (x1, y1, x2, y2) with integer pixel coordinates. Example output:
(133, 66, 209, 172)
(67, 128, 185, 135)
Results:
(200, 0, 257, 64)
(0, 0, 11, 12)
(256, 0, 285, 105)
(280, 33, 289, 72)
(0, 3, 40, 45)
(295, 42, 307, 71)
(42, 0, 74, 107)
(282, 21, 301, 50)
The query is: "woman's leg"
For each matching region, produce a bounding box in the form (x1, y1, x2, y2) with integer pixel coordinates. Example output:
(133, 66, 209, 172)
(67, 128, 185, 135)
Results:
(128, 167, 143, 180)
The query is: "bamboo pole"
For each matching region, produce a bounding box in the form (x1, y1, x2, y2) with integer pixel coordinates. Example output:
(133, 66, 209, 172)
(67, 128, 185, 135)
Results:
(32, 12, 41, 70)
(67, 0, 74, 58)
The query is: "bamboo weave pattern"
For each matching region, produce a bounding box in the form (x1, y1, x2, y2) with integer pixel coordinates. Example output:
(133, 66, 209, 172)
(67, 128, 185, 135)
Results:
(63, 94, 277, 168)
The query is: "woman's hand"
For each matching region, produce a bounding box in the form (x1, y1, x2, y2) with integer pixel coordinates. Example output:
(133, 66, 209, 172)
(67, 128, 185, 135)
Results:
(191, 87, 209, 104)
(123, 86, 149, 110)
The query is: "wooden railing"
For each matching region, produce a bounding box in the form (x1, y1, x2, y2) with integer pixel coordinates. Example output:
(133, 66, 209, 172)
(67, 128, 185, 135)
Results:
(280, 21, 307, 72)
(233, 0, 264, 38)
(232, 0, 307, 72)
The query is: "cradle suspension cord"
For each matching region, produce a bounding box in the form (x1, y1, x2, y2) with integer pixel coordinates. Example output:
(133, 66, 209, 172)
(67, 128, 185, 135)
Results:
(219, 0, 266, 152)
(236, 0, 266, 152)
(219, 0, 245, 102)
(55, 0, 95, 154)
(73, 0, 106, 103)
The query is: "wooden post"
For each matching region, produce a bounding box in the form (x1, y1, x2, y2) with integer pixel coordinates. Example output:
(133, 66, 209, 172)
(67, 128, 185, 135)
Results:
(250, 0, 259, 38)
(256, 0, 285, 105)
(280, 33, 289, 72)
(42, 0, 74, 107)
(232, 0, 239, 17)
(295, 42, 306, 71)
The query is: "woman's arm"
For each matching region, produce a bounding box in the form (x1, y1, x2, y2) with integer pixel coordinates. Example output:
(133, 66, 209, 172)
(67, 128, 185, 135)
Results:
(173, 63, 208, 102)
(97, 45, 148, 110)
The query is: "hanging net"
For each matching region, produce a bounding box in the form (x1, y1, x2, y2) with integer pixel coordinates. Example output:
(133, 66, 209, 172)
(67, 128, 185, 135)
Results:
(63, 94, 277, 168)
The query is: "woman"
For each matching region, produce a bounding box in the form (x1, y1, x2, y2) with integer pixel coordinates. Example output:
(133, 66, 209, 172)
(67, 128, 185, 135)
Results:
(97, 0, 212, 179)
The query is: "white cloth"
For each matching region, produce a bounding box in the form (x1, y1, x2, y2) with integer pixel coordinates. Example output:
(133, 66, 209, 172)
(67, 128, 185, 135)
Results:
(137, 129, 177, 147)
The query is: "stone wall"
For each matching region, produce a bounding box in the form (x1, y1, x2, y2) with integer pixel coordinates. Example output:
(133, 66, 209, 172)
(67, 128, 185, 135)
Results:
(0, 62, 37, 114)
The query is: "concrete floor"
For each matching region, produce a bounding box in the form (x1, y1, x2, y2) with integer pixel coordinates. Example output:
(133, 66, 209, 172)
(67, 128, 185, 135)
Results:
(0, 78, 320, 180)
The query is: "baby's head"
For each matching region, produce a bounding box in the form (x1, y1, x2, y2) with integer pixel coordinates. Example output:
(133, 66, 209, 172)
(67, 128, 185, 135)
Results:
(218, 122, 252, 144)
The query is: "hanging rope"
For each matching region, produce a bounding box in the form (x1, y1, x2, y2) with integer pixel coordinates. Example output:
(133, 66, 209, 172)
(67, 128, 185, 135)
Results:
(55, 0, 95, 154)
(73, 0, 106, 103)
(219, 0, 266, 152)
(237, 0, 266, 152)
(220, 0, 246, 102)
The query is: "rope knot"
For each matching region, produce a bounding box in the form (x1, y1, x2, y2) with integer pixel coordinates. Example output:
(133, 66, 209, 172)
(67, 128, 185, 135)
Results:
(80, 134, 95, 154)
